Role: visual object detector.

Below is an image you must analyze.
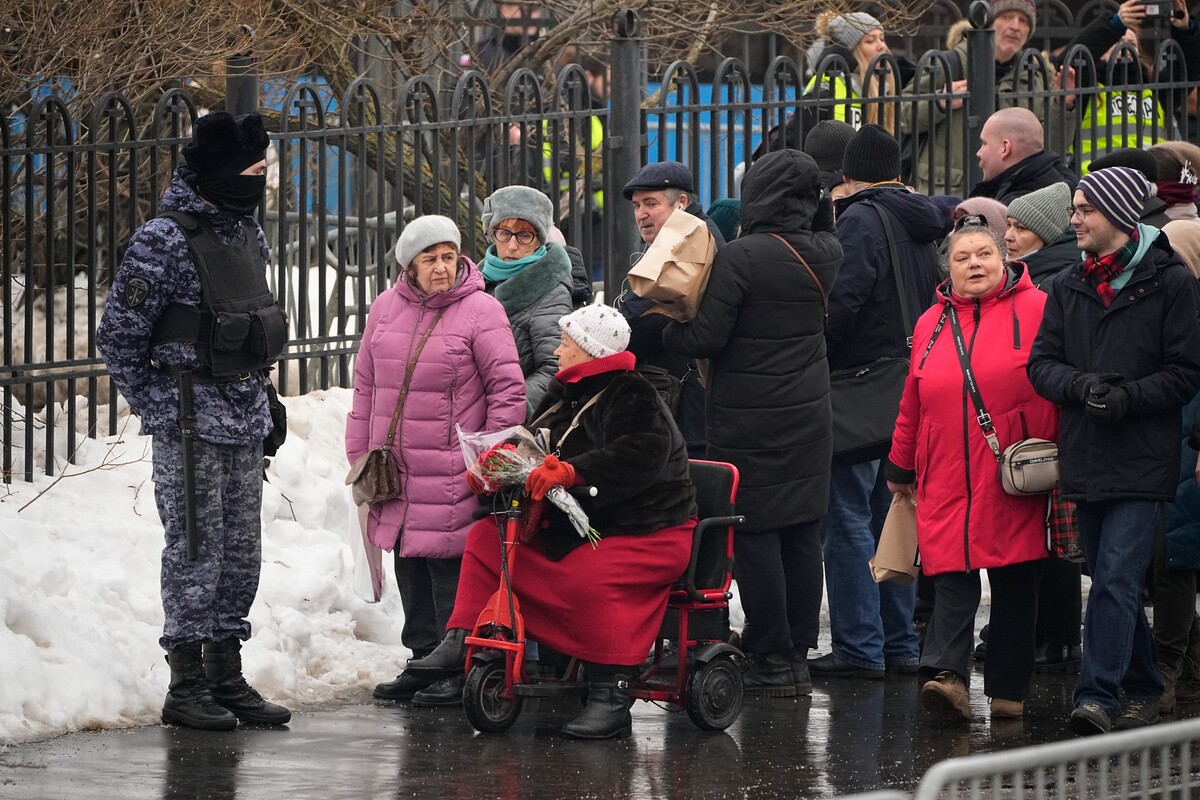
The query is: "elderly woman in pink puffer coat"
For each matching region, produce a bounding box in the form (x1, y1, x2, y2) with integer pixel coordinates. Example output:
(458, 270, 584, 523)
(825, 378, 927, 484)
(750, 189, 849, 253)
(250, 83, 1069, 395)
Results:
(346, 214, 524, 707)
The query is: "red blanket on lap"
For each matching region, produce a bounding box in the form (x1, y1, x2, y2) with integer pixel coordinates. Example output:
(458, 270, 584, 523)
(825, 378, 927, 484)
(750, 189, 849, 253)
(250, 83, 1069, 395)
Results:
(447, 516, 696, 665)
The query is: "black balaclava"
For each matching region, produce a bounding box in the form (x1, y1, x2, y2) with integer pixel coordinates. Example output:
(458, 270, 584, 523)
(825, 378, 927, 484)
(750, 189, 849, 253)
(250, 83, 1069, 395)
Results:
(182, 111, 269, 216)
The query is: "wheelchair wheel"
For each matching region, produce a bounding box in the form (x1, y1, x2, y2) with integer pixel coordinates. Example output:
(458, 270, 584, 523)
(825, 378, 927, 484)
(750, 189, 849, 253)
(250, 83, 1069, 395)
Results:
(463, 658, 523, 733)
(685, 654, 744, 731)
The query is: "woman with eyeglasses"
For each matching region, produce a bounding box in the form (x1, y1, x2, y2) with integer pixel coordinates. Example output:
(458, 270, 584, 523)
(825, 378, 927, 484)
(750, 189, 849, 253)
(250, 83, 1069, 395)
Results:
(480, 186, 577, 413)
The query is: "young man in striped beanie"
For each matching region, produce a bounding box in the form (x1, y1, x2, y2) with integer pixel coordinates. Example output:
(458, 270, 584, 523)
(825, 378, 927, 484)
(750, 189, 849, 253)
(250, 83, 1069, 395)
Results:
(1028, 166, 1200, 736)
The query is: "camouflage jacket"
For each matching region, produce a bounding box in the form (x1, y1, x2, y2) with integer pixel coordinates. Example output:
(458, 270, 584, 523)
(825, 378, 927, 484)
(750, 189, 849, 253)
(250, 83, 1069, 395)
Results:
(97, 168, 273, 446)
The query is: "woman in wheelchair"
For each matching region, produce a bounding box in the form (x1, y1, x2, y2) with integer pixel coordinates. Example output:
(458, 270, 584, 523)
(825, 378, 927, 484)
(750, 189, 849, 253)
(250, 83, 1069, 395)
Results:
(406, 304, 699, 739)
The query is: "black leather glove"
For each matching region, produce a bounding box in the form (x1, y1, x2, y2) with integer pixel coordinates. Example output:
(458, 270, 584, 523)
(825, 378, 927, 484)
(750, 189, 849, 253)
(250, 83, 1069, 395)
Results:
(1069, 372, 1124, 405)
(1085, 382, 1130, 424)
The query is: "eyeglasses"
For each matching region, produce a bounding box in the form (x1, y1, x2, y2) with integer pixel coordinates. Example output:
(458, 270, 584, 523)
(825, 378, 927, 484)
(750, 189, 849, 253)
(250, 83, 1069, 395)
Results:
(953, 213, 987, 231)
(493, 227, 538, 245)
(1069, 206, 1097, 219)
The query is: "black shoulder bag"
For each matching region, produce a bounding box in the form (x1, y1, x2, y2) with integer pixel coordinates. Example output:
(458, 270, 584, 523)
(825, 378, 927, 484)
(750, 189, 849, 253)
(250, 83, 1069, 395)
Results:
(829, 202, 914, 465)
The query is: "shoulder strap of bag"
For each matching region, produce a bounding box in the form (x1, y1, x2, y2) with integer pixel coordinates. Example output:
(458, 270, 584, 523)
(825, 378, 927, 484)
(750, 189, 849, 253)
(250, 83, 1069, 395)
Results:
(861, 199, 914, 343)
(769, 233, 827, 317)
(945, 305, 1003, 462)
(529, 387, 609, 452)
(382, 307, 447, 447)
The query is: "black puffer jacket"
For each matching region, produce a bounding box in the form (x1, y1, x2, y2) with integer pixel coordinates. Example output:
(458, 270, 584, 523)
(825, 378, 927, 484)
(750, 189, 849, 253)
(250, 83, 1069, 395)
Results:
(1028, 228, 1200, 501)
(531, 365, 697, 560)
(969, 150, 1079, 205)
(663, 149, 843, 532)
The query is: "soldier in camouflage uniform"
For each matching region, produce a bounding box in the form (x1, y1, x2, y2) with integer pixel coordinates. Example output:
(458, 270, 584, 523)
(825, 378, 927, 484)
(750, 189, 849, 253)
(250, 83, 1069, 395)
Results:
(97, 111, 291, 731)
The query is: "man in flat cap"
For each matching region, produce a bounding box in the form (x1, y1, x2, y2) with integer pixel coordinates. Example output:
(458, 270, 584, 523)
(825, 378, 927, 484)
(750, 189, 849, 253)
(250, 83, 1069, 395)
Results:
(613, 160, 725, 459)
(98, 111, 291, 732)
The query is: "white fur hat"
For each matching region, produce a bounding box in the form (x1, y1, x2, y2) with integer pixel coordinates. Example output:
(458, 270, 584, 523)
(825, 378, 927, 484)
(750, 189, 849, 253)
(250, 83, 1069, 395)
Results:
(558, 305, 630, 359)
(395, 215, 461, 271)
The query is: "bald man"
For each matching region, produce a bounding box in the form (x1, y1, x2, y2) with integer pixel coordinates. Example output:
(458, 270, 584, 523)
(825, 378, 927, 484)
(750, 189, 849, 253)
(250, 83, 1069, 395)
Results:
(970, 107, 1077, 204)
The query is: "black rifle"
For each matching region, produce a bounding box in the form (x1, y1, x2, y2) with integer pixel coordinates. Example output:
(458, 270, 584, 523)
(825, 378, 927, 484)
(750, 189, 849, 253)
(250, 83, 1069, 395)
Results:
(178, 370, 199, 561)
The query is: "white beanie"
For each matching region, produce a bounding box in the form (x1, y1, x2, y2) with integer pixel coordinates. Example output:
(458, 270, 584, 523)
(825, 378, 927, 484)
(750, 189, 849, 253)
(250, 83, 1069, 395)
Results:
(395, 215, 462, 271)
(558, 305, 630, 359)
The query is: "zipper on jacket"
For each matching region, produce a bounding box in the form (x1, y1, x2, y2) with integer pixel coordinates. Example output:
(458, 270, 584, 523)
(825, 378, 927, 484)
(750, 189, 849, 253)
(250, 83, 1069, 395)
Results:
(447, 378, 457, 445)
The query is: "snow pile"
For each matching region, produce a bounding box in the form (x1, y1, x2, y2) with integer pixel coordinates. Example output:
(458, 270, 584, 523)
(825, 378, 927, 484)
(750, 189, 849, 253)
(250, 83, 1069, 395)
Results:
(0, 388, 409, 745)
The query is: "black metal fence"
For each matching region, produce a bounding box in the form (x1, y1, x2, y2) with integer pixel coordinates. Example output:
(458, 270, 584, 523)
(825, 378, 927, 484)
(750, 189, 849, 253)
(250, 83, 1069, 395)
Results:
(2, 1, 1197, 481)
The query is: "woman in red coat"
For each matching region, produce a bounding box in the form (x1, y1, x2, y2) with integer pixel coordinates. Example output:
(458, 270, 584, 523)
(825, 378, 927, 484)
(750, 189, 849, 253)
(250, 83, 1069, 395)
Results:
(885, 224, 1057, 723)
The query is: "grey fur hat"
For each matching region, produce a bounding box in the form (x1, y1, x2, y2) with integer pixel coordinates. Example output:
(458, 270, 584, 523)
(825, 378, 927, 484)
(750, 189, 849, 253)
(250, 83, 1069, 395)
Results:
(1006, 182, 1071, 248)
(482, 186, 554, 242)
(395, 215, 461, 271)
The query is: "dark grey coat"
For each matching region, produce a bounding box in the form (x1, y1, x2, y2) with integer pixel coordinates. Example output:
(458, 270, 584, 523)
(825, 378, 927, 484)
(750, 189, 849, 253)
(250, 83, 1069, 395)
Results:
(488, 242, 574, 414)
(663, 149, 843, 532)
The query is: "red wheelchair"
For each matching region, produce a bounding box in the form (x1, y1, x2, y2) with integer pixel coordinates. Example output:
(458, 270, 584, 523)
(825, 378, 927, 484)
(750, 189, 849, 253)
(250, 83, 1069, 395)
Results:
(460, 459, 746, 733)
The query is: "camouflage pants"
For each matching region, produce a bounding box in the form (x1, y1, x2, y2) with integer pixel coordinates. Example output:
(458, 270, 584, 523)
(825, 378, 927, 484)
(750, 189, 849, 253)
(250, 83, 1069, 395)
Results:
(152, 434, 263, 652)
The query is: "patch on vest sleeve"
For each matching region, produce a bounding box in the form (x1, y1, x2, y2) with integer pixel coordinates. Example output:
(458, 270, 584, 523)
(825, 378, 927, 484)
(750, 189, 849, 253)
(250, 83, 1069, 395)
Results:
(126, 277, 150, 308)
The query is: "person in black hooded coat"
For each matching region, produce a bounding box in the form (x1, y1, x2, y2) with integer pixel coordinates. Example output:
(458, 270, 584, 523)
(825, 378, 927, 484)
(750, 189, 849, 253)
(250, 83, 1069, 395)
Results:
(663, 149, 843, 696)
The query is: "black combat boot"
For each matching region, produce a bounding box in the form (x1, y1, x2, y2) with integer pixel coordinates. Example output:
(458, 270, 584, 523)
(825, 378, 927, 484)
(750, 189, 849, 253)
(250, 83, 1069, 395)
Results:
(561, 664, 634, 740)
(203, 639, 291, 725)
(163, 644, 238, 731)
(404, 628, 468, 676)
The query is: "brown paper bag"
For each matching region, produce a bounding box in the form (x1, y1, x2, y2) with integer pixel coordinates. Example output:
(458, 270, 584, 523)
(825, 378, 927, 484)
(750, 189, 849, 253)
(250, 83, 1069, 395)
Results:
(870, 493, 920, 585)
(626, 208, 717, 322)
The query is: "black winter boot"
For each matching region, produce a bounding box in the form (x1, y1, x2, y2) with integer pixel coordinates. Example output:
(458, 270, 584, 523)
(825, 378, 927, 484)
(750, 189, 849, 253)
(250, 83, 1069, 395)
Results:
(743, 652, 797, 697)
(404, 628, 469, 676)
(411, 674, 465, 707)
(374, 670, 436, 702)
(203, 639, 291, 725)
(163, 644, 238, 731)
(561, 665, 634, 740)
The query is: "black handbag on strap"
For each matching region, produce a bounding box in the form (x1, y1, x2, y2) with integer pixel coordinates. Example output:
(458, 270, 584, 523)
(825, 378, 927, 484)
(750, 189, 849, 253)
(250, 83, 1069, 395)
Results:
(830, 201, 914, 465)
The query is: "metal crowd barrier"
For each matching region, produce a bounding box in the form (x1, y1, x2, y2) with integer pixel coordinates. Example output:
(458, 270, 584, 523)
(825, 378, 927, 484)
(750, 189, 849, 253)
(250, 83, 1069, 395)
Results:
(838, 717, 1200, 799)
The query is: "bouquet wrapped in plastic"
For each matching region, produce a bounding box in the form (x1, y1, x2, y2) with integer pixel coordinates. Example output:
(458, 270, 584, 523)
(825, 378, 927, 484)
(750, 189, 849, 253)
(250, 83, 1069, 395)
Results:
(457, 424, 600, 546)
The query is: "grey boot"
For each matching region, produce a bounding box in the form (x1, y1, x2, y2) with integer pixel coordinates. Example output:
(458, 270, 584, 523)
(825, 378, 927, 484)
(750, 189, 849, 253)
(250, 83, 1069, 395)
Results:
(404, 628, 469, 676)
(203, 639, 291, 726)
(561, 665, 634, 740)
(163, 644, 237, 731)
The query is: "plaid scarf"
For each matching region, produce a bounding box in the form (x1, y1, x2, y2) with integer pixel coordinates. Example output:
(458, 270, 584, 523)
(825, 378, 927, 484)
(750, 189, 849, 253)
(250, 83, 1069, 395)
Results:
(1081, 227, 1140, 307)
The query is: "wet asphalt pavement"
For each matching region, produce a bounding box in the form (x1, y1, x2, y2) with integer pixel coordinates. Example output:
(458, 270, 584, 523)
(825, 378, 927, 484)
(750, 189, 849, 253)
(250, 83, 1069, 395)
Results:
(5, 667, 1170, 800)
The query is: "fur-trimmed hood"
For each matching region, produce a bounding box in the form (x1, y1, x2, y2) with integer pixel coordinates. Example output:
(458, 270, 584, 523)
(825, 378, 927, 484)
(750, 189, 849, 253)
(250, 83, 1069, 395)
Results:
(490, 242, 572, 315)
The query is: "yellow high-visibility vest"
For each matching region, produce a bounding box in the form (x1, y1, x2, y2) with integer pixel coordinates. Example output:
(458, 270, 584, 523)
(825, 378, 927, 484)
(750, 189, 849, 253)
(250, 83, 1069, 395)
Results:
(543, 115, 605, 211)
(804, 73, 863, 130)
(1075, 84, 1167, 173)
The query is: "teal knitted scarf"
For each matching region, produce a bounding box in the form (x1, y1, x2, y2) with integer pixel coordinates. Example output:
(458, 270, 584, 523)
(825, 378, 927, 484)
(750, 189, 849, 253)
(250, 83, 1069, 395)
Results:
(483, 245, 547, 281)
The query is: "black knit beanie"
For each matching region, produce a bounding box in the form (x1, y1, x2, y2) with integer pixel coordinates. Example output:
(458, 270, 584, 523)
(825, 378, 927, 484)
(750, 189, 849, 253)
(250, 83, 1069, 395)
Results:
(842, 124, 901, 184)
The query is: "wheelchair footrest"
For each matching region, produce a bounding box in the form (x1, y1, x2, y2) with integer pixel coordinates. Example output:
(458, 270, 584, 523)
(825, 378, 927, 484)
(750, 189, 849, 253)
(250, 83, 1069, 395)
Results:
(513, 681, 587, 699)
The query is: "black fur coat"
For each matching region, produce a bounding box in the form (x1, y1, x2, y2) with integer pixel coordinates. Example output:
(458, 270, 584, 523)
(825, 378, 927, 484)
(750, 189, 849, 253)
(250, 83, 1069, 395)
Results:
(529, 366, 697, 560)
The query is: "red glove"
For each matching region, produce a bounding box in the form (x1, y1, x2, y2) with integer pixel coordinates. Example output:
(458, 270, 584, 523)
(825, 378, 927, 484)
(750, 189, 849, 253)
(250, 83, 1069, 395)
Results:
(525, 454, 578, 500)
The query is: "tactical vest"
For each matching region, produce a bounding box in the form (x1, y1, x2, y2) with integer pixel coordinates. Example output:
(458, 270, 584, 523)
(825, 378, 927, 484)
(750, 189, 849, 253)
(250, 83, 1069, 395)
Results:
(150, 211, 288, 380)
(1074, 84, 1167, 173)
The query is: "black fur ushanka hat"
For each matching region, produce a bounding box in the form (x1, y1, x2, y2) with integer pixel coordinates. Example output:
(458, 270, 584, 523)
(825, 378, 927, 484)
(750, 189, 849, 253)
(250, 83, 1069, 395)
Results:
(183, 111, 269, 179)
